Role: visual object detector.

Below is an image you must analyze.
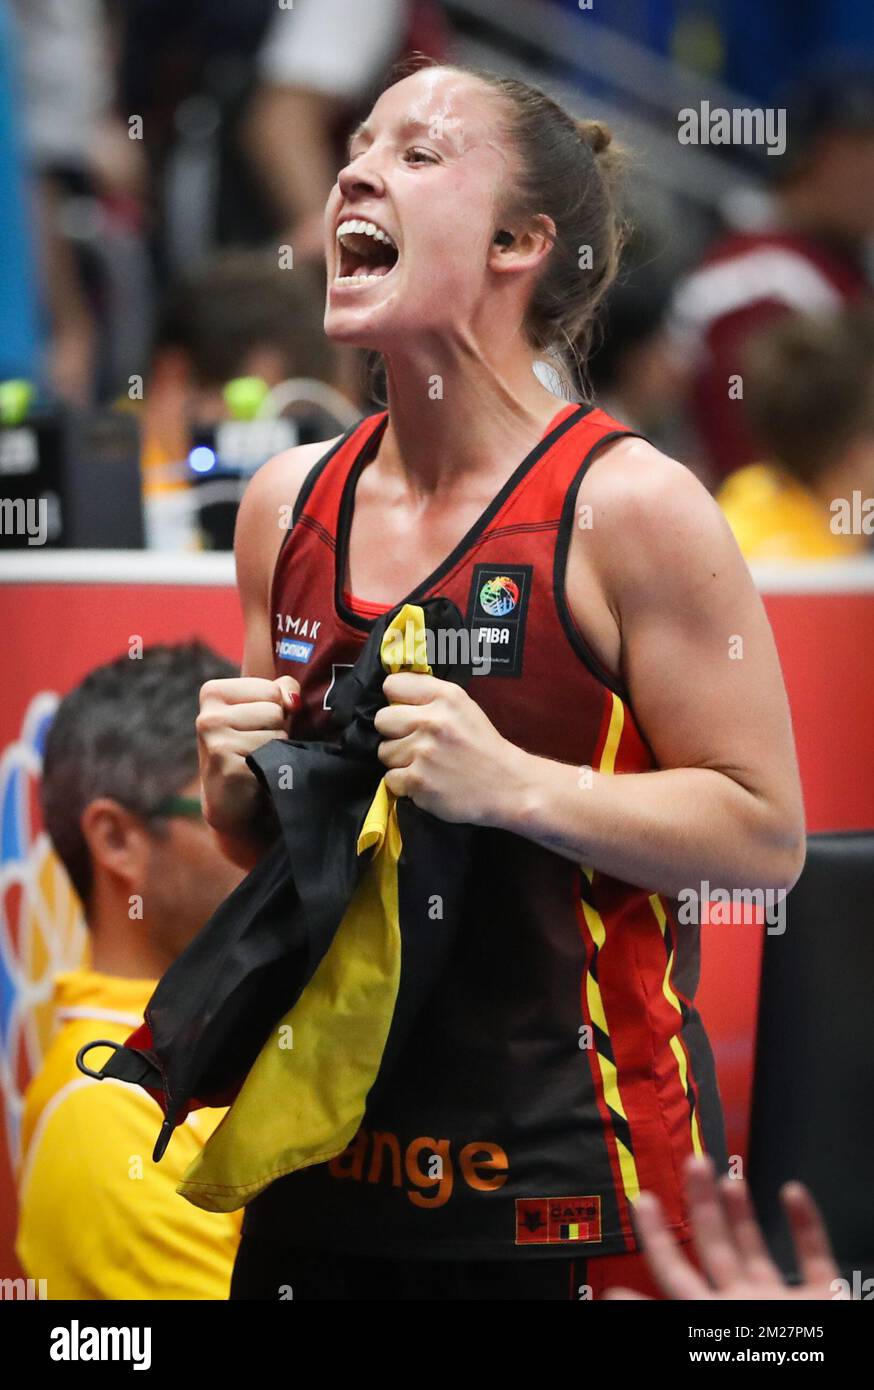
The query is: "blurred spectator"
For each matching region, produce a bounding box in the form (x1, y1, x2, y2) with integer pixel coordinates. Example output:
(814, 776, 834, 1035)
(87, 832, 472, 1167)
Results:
(587, 260, 687, 454)
(135, 249, 355, 549)
(17, 643, 245, 1299)
(114, 2, 446, 280)
(11, 0, 151, 405)
(243, 0, 448, 262)
(118, 0, 276, 274)
(717, 308, 874, 563)
(669, 63, 874, 482)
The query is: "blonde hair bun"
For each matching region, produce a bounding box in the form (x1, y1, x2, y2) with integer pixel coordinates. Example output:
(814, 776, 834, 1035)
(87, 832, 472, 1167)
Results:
(576, 118, 613, 155)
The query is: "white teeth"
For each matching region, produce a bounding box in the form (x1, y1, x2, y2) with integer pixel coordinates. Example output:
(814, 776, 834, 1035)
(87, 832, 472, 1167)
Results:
(335, 218, 397, 250)
(334, 217, 398, 285)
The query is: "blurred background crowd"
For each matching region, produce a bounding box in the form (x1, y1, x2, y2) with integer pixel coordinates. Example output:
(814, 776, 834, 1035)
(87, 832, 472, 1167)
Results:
(1, 0, 873, 560)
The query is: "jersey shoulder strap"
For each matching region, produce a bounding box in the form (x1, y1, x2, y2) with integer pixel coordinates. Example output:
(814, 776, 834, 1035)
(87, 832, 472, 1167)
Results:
(292, 412, 388, 531)
(484, 402, 645, 534)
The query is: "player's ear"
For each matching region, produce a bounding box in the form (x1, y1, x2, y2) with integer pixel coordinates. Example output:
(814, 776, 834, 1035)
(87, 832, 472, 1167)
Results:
(488, 215, 555, 275)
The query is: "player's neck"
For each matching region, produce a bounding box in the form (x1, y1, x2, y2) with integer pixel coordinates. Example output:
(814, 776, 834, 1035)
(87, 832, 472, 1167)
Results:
(380, 337, 569, 494)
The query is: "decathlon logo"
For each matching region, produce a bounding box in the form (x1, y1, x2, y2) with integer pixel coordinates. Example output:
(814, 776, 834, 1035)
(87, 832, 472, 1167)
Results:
(278, 638, 313, 664)
(50, 1320, 152, 1370)
(274, 612, 321, 664)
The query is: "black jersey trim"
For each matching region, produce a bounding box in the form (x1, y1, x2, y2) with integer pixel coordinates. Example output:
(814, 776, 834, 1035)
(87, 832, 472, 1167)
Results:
(553, 429, 645, 702)
(276, 420, 370, 562)
(270, 418, 378, 613)
(293, 422, 370, 527)
(334, 404, 594, 632)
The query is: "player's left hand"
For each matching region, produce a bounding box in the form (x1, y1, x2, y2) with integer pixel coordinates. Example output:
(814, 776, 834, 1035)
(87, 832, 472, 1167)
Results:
(375, 672, 522, 824)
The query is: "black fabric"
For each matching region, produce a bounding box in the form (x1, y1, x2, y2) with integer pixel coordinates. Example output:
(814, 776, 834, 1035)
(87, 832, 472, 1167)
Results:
(229, 1234, 579, 1301)
(84, 597, 474, 1162)
(748, 829, 874, 1280)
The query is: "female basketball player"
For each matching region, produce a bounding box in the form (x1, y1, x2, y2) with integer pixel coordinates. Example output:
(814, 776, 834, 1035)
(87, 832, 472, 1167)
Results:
(197, 63, 805, 1301)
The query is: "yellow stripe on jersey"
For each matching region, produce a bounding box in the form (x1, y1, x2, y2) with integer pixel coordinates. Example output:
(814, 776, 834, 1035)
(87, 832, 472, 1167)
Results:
(580, 892, 641, 1207)
(648, 893, 704, 1156)
(600, 691, 625, 775)
(577, 695, 643, 1207)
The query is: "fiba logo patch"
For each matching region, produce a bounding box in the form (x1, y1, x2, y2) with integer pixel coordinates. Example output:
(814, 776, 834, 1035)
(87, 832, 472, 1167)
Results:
(478, 575, 520, 618)
(467, 564, 532, 677)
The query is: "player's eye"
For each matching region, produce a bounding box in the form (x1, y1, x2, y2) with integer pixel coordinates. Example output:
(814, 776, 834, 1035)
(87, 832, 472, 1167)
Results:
(404, 147, 440, 165)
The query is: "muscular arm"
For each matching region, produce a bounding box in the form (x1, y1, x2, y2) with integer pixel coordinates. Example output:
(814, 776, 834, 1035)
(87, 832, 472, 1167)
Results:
(234, 441, 334, 680)
(204, 439, 339, 868)
(377, 439, 805, 898)
(498, 439, 805, 895)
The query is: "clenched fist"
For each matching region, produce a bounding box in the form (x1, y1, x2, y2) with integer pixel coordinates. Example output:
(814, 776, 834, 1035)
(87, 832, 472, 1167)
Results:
(196, 675, 299, 844)
(374, 672, 524, 826)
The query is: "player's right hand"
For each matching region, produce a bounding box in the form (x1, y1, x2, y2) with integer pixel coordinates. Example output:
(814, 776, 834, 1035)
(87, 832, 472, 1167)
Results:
(196, 675, 299, 835)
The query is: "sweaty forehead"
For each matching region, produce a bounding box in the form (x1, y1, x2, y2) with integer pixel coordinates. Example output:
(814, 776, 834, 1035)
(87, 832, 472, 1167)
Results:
(367, 69, 504, 154)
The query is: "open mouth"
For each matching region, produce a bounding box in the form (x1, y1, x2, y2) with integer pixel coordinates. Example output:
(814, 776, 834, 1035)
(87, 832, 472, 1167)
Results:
(335, 218, 399, 284)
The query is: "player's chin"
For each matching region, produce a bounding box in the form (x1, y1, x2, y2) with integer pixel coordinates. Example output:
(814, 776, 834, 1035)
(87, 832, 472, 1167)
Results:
(324, 303, 408, 352)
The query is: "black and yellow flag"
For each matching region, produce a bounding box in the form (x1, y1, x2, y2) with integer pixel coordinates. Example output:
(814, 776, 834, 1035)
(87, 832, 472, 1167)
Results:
(78, 598, 476, 1210)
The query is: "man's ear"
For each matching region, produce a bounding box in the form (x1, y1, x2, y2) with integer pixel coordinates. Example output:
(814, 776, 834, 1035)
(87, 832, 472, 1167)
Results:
(80, 798, 151, 896)
(488, 214, 556, 276)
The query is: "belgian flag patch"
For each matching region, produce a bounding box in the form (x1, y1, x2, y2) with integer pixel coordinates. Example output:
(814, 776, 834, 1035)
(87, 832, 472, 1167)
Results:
(515, 1195, 602, 1245)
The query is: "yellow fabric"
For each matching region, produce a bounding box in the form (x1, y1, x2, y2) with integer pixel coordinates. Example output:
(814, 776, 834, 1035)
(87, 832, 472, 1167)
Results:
(179, 605, 431, 1212)
(15, 970, 241, 1300)
(717, 463, 865, 563)
(379, 604, 434, 675)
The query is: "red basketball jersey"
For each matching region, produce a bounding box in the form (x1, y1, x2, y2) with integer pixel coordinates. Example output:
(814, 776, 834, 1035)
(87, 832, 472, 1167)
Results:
(249, 402, 727, 1259)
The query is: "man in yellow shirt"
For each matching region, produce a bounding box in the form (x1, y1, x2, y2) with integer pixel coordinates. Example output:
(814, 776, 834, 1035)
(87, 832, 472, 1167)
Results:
(16, 643, 247, 1299)
(717, 307, 874, 563)
(718, 462, 866, 562)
